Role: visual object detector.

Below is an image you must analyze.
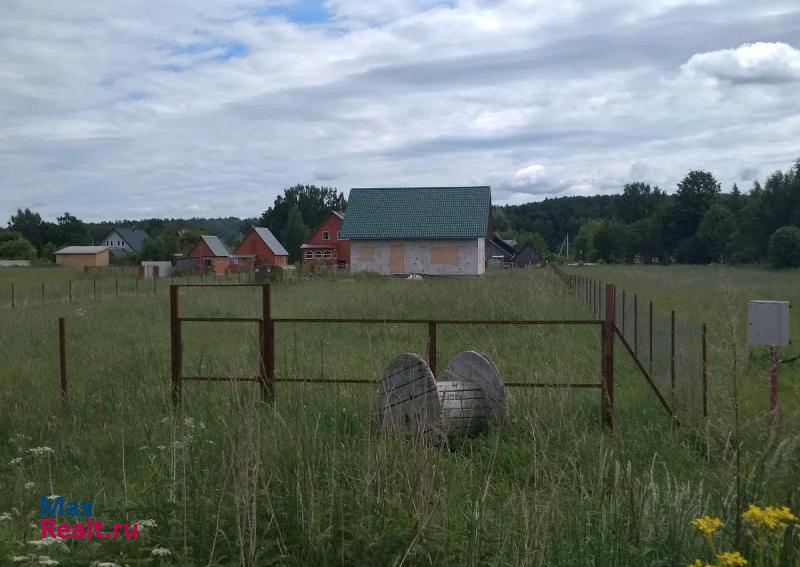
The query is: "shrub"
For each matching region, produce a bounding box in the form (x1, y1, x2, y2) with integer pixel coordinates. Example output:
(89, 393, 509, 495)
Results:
(0, 236, 37, 260)
(768, 226, 800, 268)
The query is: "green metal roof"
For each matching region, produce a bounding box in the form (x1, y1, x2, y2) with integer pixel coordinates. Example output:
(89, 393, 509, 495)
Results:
(340, 186, 491, 239)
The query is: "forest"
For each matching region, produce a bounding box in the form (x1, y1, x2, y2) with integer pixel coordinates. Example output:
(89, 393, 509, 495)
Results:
(2, 161, 799, 268)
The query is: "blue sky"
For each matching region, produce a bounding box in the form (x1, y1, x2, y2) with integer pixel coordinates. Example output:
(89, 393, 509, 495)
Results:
(1, 0, 799, 222)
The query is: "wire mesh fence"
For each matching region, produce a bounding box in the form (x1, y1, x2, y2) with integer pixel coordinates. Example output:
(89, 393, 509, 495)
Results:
(558, 270, 708, 422)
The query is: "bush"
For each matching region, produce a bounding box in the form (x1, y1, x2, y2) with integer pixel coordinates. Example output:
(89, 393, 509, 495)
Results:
(768, 226, 800, 268)
(0, 236, 37, 260)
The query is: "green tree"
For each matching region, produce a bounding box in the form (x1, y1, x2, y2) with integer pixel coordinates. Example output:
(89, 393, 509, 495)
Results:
(138, 236, 176, 261)
(8, 208, 46, 250)
(616, 183, 666, 223)
(768, 226, 800, 268)
(259, 184, 345, 238)
(673, 170, 721, 240)
(0, 236, 37, 260)
(697, 203, 735, 262)
(55, 212, 90, 246)
(280, 206, 310, 263)
(40, 242, 57, 263)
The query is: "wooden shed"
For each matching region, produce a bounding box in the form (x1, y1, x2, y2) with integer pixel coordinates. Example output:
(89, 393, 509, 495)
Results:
(514, 245, 541, 267)
(55, 246, 110, 269)
(187, 235, 230, 274)
(340, 186, 491, 276)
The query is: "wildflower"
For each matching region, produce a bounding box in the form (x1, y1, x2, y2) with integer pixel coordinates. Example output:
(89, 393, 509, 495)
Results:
(24, 482, 35, 490)
(12, 556, 34, 563)
(38, 556, 59, 566)
(151, 546, 171, 557)
(0, 512, 12, 521)
(687, 561, 713, 567)
(717, 550, 747, 566)
(742, 504, 798, 531)
(27, 447, 54, 457)
(692, 515, 724, 536)
(136, 519, 157, 529)
(46, 495, 59, 502)
(156, 445, 166, 451)
(92, 562, 123, 567)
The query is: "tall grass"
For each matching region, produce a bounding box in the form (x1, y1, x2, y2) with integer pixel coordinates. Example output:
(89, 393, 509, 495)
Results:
(0, 268, 798, 565)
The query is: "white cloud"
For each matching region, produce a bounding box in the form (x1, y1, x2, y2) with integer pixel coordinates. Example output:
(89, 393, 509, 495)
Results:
(682, 42, 800, 83)
(0, 1, 799, 223)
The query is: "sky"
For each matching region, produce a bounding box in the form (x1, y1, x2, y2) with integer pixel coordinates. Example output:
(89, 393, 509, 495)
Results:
(1, 0, 800, 223)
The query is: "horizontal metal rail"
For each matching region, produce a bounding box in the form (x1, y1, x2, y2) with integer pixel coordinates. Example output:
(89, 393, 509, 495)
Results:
(172, 284, 268, 288)
(180, 376, 599, 388)
(272, 317, 602, 325)
(183, 376, 258, 382)
(179, 317, 263, 323)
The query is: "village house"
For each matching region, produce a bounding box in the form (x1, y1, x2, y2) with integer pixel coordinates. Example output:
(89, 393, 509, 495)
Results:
(55, 246, 110, 269)
(340, 186, 491, 276)
(486, 233, 517, 267)
(187, 235, 230, 274)
(99, 227, 148, 257)
(301, 211, 349, 268)
(232, 227, 289, 271)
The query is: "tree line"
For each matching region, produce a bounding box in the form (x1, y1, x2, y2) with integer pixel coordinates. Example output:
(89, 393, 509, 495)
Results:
(496, 159, 800, 268)
(1, 184, 346, 264)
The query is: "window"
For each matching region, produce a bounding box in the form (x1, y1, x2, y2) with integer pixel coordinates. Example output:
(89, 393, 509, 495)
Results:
(304, 251, 313, 259)
(431, 246, 459, 266)
(358, 247, 376, 261)
(323, 250, 332, 259)
(322, 231, 330, 241)
(314, 250, 323, 258)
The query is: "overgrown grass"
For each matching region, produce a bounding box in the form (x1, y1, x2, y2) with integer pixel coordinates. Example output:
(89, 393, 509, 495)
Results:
(0, 267, 798, 566)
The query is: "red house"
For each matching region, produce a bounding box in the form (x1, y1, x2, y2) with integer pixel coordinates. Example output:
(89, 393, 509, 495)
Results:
(301, 211, 349, 268)
(187, 235, 230, 274)
(233, 227, 289, 269)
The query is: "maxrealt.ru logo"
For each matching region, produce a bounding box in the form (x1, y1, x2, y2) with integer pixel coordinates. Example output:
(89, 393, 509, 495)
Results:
(39, 496, 138, 540)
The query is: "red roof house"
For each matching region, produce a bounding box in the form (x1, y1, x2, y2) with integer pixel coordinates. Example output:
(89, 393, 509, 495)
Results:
(233, 227, 289, 268)
(301, 211, 349, 268)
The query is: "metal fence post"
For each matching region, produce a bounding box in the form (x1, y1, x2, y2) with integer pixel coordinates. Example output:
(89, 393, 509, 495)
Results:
(41, 281, 45, 305)
(170, 286, 182, 407)
(10, 283, 14, 309)
(602, 284, 616, 430)
(621, 288, 626, 336)
(649, 301, 654, 375)
(702, 322, 708, 420)
(59, 317, 68, 401)
(69, 280, 72, 304)
(634, 294, 638, 355)
(115, 278, 119, 297)
(670, 310, 676, 402)
(93, 278, 97, 301)
(428, 321, 437, 376)
(260, 284, 275, 402)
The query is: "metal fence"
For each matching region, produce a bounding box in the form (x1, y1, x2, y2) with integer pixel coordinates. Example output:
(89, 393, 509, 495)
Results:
(557, 269, 707, 422)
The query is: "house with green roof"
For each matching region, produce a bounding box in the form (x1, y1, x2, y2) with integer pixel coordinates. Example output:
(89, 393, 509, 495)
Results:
(340, 186, 491, 276)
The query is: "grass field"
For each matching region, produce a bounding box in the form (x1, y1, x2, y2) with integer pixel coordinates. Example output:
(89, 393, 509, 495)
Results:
(0, 266, 798, 566)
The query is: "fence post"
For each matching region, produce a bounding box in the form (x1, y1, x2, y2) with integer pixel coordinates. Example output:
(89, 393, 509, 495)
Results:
(115, 278, 119, 297)
(59, 317, 68, 401)
(69, 280, 72, 304)
(702, 322, 708, 420)
(170, 286, 182, 407)
(649, 301, 654, 375)
(621, 288, 626, 336)
(634, 294, 638, 355)
(42, 281, 45, 305)
(260, 284, 275, 402)
(602, 284, 615, 430)
(10, 283, 14, 309)
(93, 278, 97, 301)
(154, 276, 157, 296)
(428, 321, 437, 376)
(670, 310, 676, 402)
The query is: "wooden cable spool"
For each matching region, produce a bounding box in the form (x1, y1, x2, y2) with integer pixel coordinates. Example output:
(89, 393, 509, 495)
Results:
(377, 351, 508, 444)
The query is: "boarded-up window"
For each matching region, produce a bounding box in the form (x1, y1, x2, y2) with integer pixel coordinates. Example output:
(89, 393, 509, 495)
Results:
(430, 246, 459, 265)
(358, 246, 376, 261)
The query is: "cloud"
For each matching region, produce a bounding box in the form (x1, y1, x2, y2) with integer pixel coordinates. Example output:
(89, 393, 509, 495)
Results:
(1, 1, 799, 222)
(682, 42, 800, 83)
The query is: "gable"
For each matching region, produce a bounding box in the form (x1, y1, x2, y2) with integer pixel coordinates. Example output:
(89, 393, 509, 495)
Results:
(340, 186, 491, 239)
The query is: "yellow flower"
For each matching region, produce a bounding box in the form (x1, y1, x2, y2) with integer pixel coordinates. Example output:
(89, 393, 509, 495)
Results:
(716, 551, 747, 566)
(692, 515, 725, 536)
(742, 504, 798, 531)
(687, 560, 713, 567)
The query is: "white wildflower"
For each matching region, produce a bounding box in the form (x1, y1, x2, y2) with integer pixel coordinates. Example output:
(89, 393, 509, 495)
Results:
(136, 519, 157, 529)
(27, 447, 54, 457)
(28, 537, 64, 547)
(38, 556, 59, 566)
(46, 495, 59, 502)
(9, 457, 22, 466)
(92, 562, 123, 567)
(12, 556, 34, 563)
(156, 445, 166, 451)
(0, 512, 12, 521)
(184, 417, 195, 429)
(24, 482, 35, 490)
(151, 546, 171, 557)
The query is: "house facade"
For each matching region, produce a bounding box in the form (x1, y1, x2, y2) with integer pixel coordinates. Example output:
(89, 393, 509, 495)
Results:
(55, 246, 110, 268)
(187, 235, 230, 274)
(232, 227, 289, 271)
(340, 187, 491, 276)
(301, 211, 349, 268)
(486, 233, 516, 267)
(100, 227, 148, 256)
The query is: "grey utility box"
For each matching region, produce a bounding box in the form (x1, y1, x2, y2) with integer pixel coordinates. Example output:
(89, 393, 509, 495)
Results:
(747, 301, 791, 346)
